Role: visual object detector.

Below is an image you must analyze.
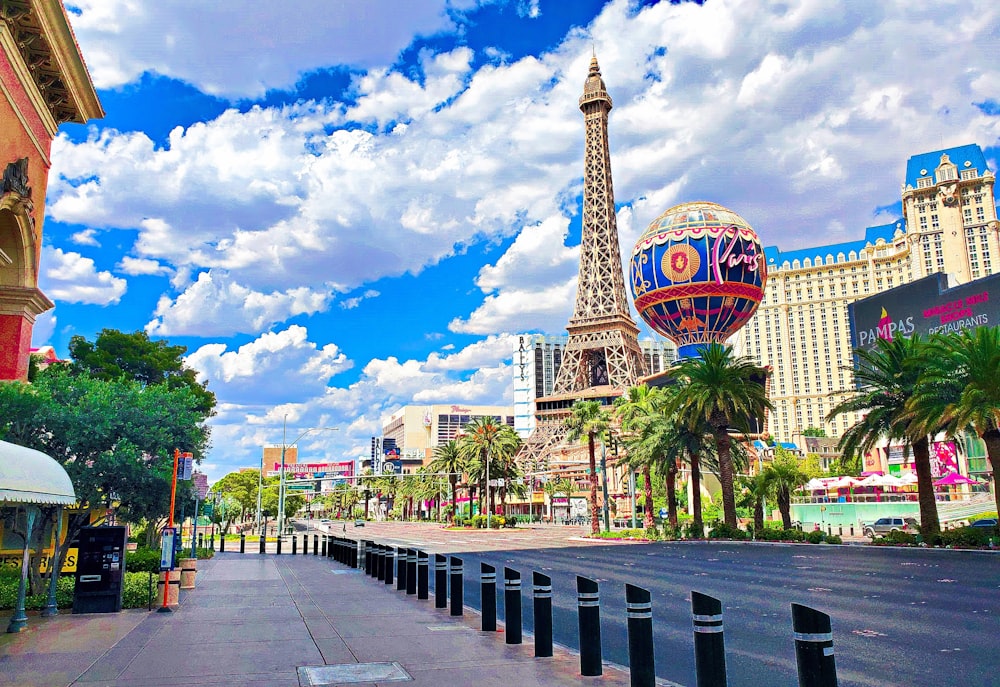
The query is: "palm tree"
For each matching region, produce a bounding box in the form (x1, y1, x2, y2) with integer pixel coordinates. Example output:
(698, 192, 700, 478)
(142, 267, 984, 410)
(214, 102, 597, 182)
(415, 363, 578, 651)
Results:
(565, 400, 611, 534)
(763, 447, 808, 529)
(429, 439, 464, 524)
(614, 385, 664, 529)
(458, 417, 521, 521)
(827, 334, 941, 539)
(738, 470, 770, 535)
(542, 477, 575, 523)
(917, 327, 1000, 518)
(670, 343, 773, 528)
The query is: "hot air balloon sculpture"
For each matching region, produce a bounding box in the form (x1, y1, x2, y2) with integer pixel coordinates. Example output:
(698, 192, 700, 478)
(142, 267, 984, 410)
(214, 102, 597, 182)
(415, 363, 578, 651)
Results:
(630, 201, 767, 359)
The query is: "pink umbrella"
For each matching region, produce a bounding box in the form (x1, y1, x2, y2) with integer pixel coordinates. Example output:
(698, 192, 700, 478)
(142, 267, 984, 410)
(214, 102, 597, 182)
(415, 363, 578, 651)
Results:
(933, 472, 980, 487)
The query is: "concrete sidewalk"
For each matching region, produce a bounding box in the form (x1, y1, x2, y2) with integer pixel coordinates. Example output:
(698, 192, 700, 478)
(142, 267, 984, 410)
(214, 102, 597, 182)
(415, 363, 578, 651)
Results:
(0, 552, 644, 687)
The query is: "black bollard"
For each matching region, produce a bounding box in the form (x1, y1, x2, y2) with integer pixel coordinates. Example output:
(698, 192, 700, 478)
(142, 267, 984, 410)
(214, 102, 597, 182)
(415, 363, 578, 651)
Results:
(417, 550, 429, 600)
(276, 535, 282, 555)
(373, 544, 382, 580)
(792, 603, 838, 687)
(691, 591, 727, 687)
(198, 533, 204, 548)
(352, 540, 359, 569)
(532, 572, 553, 658)
(259, 534, 266, 554)
(504, 567, 522, 645)
(321, 536, 328, 557)
(364, 541, 373, 575)
(577, 576, 602, 676)
(406, 549, 417, 595)
(210, 534, 215, 550)
(396, 547, 408, 591)
(449, 556, 464, 616)
(313, 534, 319, 556)
(385, 547, 395, 585)
(379, 545, 388, 581)
(303, 533, 309, 555)
(240, 533, 245, 554)
(626, 584, 655, 687)
(220, 534, 225, 552)
(480, 563, 497, 631)
(327, 535, 334, 559)
(435, 554, 448, 609)
(292, 535, 297, 555)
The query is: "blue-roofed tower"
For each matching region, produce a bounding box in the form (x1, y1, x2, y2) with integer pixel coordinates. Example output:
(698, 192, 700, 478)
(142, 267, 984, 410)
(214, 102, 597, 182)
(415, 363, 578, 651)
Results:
(731, 143, 998, 452)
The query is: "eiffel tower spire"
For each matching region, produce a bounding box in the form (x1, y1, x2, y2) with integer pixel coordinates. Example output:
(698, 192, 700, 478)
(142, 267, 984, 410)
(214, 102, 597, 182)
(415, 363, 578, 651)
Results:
(518, 57, 646, 465)
(552, 55, 645, 394)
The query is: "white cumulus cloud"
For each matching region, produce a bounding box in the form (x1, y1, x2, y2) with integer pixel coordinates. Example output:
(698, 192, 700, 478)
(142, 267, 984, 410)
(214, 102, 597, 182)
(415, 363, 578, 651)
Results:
(40, 247, 127, 305)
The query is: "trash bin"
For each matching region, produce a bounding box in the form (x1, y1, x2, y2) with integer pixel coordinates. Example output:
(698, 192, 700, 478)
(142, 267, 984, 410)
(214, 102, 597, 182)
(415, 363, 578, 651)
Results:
(156, 569, 181, 607)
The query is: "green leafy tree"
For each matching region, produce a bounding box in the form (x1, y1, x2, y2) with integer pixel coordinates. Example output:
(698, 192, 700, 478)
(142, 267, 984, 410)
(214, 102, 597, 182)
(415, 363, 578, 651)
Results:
(564, 400, 610, 534)
(210, 469, 261, 527)
(0, 366, 211, 589)
(828, 335, 943, 538)
(429, 439, 465, 524)
(669, 343, 773, 528)
(542, 477, 575, 523)
(68, 329, 216, 415)
(763, 447, 808, 529)
(914, 327, 1000, 519)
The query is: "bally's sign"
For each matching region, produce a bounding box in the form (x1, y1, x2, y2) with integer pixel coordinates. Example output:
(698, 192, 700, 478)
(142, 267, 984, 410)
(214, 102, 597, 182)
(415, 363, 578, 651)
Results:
(849, 272, 1000, 350)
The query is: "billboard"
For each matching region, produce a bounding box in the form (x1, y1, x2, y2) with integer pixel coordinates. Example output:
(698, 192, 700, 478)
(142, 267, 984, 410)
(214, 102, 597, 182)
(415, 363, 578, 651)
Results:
(849, 272, 1000, 351)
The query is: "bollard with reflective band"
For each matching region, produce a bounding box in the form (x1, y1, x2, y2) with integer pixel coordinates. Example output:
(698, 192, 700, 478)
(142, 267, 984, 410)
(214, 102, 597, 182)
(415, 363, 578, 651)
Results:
(480, 563, 497, 631)
(417, 550, 429, 600)
(240, 533, 245, 554)
(577, 576, 603, 676)
(384, 547, 395, 585)
(532, 572, 553, 658)
(792, 603, 838, 687)
(395, 547, 406, 590)
(504, 568, 523, 645)
(449, 556, 464, 616)
(276, 535, 283, 555)
(291, 535, 297, 555)
(220, 534, 225, 552)
(259, 534, 266, 554)
(691, 591, 727, 687)
(406, 549, 418, 595)
(626, 584, 655, 687)
(435, 554, 448, 608)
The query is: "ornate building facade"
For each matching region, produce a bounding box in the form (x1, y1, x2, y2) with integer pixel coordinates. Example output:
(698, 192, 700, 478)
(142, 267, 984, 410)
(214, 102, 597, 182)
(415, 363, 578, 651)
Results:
(734, 144, 998, 447)
(0, 0, 102, 379)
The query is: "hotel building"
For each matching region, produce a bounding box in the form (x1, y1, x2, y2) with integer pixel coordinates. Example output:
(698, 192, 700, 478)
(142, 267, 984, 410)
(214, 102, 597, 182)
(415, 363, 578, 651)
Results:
(733, 144, 998, 447)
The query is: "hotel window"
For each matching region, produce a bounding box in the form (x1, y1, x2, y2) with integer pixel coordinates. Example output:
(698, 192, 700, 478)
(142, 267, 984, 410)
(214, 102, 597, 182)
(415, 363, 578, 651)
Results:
(917, 177, 933, 188)
(919, 216, 928, 230)
(931, 214, 939, 230)
(964, 208, 973, 224)
(977, 207, 986, 221)
(961, 169, 977, 180)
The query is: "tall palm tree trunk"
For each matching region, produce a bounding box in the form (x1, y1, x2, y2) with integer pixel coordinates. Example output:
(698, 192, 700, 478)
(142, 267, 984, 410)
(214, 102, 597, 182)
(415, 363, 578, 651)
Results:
(715, 431, 738, 528)
(588, 433, 600, 534)
(664, 463, 677, 529)
(777, 488, 792, 529)
(984, 429, 1000, 520)
(753, 496, 764, 533)
(449, 477, 457, 524)
(912, 436, 941, 538)
(690, 452, 703, 535)
(640, 465, 655, 529)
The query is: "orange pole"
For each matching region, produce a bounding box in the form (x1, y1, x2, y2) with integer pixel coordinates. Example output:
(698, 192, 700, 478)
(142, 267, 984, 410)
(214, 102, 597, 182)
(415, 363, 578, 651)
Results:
(161, 449, 181, 612)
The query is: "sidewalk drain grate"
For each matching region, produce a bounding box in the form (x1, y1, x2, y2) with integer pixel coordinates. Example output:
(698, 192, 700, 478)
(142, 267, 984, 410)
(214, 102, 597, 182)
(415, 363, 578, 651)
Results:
(298, 662, 412, 685)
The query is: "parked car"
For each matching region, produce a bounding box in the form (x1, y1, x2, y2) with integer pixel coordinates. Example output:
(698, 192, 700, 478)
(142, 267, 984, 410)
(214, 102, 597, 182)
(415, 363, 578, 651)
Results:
(863, 516, 919, 537)
(969, 518, 998, 529)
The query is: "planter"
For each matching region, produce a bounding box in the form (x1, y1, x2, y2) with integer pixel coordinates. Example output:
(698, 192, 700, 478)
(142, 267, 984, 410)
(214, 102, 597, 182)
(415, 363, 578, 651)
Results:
(179, 558, 197, 590)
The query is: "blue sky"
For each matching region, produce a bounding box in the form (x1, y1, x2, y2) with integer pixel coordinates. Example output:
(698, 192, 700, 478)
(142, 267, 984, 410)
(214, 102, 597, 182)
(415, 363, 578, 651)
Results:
(36, 0, 999, 482)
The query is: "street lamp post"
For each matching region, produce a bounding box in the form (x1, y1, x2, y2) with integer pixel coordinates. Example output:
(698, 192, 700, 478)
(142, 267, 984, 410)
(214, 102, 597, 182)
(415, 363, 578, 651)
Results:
(276, 418, 338, 537)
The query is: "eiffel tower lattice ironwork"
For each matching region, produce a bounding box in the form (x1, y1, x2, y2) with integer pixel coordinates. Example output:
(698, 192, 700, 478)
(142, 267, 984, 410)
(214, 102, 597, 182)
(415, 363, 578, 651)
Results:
(520, 56, 646, 465)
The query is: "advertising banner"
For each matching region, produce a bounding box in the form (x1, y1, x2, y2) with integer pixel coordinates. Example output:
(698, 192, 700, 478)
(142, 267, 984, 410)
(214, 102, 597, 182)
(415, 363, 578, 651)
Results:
(930, 441, 959, 478)
(850, 272, 1000, 351)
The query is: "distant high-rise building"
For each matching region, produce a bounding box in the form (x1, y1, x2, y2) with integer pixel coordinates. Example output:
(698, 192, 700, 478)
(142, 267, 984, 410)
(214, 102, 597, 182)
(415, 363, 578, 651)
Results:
(732, 143, 998, 447)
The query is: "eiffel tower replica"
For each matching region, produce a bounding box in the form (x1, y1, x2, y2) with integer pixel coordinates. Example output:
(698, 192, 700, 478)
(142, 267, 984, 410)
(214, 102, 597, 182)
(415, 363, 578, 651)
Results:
(520, 55, 646, 466)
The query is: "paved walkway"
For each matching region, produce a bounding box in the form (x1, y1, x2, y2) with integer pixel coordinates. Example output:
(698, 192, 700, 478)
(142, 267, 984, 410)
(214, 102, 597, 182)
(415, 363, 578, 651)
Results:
(0, 552, 648, 687)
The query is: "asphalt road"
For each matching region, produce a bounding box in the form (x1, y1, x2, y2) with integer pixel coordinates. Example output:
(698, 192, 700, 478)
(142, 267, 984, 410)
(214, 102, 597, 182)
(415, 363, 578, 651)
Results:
(446, 542, 999, 687)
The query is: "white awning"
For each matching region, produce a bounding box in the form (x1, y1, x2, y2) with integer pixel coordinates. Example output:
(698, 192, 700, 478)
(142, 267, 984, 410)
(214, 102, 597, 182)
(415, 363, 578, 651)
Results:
(0, 440, 76, 505)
